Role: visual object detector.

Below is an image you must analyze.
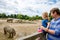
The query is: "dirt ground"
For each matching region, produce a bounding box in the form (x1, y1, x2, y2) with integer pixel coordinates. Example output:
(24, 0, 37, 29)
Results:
(0, 19, 42, 40)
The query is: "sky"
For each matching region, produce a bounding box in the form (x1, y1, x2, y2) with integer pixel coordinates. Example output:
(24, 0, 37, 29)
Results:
(0, 0, 60, 16)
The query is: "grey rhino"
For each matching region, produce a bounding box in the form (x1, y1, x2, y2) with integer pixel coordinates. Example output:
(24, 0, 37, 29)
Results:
(4, 26, 16, 38)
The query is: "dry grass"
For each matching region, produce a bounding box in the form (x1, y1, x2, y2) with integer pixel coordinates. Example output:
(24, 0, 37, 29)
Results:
(0, 19, 42, 40)
(0, 32, 16, 40)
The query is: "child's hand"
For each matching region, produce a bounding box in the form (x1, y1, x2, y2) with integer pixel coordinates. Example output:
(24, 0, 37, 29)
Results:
(44, 28, 49, 32)
(40, 26, 44, 29)
(40, 26, 49, 32)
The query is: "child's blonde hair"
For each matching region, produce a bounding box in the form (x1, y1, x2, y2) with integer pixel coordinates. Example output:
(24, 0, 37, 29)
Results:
(42, 12, 49, 20)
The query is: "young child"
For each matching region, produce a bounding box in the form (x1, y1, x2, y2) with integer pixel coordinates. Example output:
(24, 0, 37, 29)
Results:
(41, 12, 49, 40)
(42, 12, 49, 28)
(36, 12, 49, 40)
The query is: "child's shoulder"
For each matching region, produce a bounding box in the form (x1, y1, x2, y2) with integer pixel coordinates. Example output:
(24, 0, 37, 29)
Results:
(42, 19, 47, 22)
(42, 19, 48, 21)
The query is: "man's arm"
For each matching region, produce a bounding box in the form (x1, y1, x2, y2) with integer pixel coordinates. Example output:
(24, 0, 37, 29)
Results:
(40, 26, 55, 34)
(44, 28, 55, 34)
(41, 25, 60, 36)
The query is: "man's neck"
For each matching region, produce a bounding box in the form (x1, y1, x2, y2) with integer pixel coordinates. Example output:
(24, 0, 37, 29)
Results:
(55, 15, 60, 20)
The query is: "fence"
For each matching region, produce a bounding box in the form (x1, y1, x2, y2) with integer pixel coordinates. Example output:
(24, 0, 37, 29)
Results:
(17, 32, 45, 40)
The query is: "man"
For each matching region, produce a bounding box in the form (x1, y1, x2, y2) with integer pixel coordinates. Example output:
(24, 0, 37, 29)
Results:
(40, 8, 60, 40)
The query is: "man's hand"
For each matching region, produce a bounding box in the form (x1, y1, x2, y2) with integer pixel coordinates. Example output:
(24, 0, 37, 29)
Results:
(40, 26, 55, 34)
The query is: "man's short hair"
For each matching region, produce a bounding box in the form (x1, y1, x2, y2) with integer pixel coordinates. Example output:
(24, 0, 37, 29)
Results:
(50, 8, 60, 15)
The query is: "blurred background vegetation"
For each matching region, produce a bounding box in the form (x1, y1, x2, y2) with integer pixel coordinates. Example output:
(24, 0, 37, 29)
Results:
(0, 13, 52, 21)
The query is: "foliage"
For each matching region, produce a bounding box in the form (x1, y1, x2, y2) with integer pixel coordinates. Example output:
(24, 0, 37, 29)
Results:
(49, 13, 53, 21)
(0, 13, 7, 18)
(0, 13, 42, 20)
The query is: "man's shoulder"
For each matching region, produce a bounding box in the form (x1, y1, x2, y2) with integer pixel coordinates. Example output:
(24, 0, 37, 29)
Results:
(56, 19, 60, 24)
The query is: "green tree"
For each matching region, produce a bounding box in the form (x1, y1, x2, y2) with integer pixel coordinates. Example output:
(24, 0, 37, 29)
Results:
(0, 13, 2, 18)
(17, 14, 23, 19)
(35, 15, 42, 20)
(13, 14, 17, 18)
(10, 14, 14, 18)
(1, 13, 6, 18)
(24, 15, 29, 20)
(49, 13, 53, 21)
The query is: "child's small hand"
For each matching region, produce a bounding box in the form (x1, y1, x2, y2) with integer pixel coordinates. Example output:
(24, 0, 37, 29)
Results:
(40, 26, 49, 32)
(44, 28, 49, 32)
(40, 26, 44, 29)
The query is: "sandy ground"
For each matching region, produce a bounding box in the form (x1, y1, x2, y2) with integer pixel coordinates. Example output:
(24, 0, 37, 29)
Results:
(0, 19, 42, 40)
